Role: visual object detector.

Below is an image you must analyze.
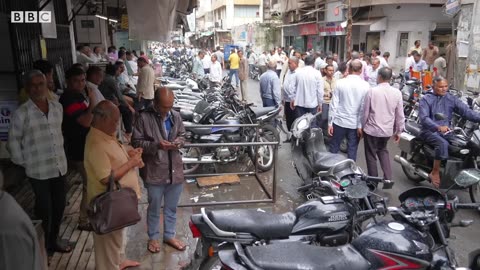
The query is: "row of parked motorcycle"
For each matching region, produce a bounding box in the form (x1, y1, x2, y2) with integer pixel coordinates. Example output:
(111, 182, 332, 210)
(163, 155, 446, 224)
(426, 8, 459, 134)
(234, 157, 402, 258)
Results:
(175, 73, 480, 269)
(160, 74, 283, 175)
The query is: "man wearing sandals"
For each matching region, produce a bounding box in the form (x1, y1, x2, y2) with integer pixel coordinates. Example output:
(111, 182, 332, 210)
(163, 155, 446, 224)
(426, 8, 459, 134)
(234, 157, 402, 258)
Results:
(132, 87, 187, 253)
(84, 101, 142, 269)
(8, 70, 74, 259)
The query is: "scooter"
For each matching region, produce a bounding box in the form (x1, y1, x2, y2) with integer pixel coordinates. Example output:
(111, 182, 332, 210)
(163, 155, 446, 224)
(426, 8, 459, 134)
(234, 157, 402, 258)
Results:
(395, 113, 480, 203)
(186, 170, 392, 270)
(219, 180, 480, 270)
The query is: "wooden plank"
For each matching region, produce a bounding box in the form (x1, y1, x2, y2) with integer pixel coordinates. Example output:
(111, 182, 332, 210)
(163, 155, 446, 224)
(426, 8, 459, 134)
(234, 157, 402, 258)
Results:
(48, 216, 72, 269)
(85, 251, 95, 270)
(65, 231, 90, 269)
(196, 174, 240, 187)
(75, 233, 94, 270)
(56, 227, 81, 269)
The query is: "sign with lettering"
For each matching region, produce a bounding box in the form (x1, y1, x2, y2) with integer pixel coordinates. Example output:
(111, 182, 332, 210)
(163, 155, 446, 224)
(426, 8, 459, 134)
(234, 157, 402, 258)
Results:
(0, 101, 17, 141)
(299, 23, 318, 36)
(318, 22, 346, 36)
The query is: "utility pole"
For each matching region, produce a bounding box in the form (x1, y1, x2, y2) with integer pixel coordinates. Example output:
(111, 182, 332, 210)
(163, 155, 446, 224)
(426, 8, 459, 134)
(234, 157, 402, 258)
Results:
(346, 0, 352, 59)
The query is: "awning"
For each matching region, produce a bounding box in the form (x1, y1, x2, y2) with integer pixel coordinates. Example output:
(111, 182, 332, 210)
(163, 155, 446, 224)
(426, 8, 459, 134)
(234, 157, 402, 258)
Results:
(201, 31, 214, 37)
(126, 0, 196, 42)
(353, 17, 387, 31)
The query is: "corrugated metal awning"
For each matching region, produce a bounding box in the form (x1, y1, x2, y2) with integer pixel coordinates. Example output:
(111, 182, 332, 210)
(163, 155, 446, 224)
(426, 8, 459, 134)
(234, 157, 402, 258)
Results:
(353, 17, 387, 31)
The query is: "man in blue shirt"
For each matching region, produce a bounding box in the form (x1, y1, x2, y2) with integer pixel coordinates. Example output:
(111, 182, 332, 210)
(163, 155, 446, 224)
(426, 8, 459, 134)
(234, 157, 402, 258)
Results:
(192, 51, 205, 78)
(259, 60, 281, 107)
(419, 77, 480, 187)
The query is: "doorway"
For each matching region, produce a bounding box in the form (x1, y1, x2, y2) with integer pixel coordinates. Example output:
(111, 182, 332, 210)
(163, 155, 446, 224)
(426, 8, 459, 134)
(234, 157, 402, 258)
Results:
(366, 32, 380, 52)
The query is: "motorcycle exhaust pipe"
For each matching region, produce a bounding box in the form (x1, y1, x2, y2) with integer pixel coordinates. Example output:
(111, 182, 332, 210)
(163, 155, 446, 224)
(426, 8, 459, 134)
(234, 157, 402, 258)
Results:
(183, 156, 238, 164)
(394, 155, 429, 179)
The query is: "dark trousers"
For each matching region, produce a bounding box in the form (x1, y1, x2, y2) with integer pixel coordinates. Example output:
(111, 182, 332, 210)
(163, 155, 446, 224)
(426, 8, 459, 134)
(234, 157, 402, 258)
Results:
(330, 123, 359, 160)
(364, 133, 392, 180)
(204, 68, 210, 74)
(319, 103, 329, 130)
(29, 175, 66, 253)
(136, 97, 153, 111)
(119, 104, 133, 133)
(276, 69, 281, 78)
(262, 98, 277, 107)
(295, 106, 317, 118)
(284, 101, 296, 131)
(421, 131, 450, 160)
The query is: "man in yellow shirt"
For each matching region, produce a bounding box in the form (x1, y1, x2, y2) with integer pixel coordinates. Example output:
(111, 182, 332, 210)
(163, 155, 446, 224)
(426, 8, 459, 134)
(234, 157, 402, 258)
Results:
(84, 100, 143, 270)
(228, 49, 240, 87)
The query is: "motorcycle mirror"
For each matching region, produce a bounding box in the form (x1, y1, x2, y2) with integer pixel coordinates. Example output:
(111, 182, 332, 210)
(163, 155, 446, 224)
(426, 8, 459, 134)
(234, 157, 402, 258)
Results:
(454, 169, 480, 188)
(434, 113, 446, 120)
(344, 183, 370, 199)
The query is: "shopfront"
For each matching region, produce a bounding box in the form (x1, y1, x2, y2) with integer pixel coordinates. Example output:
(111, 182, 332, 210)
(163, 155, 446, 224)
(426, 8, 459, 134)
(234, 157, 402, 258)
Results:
(283, 25, 299, 50)
(299, 23, 321, 52)
(318, 22, 346, 60)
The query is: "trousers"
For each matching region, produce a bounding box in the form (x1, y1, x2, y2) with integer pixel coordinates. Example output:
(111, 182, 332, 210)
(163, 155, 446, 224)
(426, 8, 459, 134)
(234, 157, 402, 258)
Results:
(119, 104, 133, 134)
(29, 175, 66, 253)
(93, 228, 124, 270)
(239, 80, 248, 101)
(74, 161, 89, 226)
(147, 183, 184, 240)
(364, 133, 392, 180)
(330, 123, 360, 161)
(228, 69, 239, 86)
(284, 101, 296, 131)
(421, 131, 450, 160)
(262, 98, 277, 107)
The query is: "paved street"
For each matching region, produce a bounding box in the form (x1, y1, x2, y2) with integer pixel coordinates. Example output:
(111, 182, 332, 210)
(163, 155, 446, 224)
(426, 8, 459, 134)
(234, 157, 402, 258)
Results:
(118, 76, 480, 269)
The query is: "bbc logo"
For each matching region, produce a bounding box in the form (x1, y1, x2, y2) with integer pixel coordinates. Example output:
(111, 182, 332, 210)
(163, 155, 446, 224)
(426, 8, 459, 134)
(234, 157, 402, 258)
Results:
(11, 11, 52, 23)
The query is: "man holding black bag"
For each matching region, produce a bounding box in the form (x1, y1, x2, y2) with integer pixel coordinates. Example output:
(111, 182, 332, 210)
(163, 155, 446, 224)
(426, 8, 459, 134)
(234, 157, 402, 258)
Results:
(84, 100, 143, 270)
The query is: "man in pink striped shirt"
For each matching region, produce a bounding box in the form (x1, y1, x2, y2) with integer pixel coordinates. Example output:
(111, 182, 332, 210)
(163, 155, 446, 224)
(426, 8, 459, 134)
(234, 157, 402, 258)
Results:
(362, 67, 405, 180)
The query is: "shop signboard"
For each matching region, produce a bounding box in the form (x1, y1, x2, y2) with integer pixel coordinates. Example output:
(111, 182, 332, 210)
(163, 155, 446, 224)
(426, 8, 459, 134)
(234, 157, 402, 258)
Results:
(318, 22, 346, 36)
(299, 23, 318, 36)
(0, 101, 17, 141)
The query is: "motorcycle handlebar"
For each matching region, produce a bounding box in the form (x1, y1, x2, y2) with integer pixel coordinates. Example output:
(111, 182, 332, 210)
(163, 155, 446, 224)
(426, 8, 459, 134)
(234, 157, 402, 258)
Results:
(455, 203, 480, 210)
(297, 183, 314, 192)
(356, 208, 379, 217)
(362, 175, 384, 183)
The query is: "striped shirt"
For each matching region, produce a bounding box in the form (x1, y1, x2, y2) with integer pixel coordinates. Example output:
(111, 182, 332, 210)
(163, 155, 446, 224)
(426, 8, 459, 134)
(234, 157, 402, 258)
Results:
(8, 99, 67, 179)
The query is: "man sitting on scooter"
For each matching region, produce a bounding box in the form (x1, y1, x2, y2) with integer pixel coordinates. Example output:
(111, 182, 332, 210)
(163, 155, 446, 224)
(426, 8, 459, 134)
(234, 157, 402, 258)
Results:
(419, 77, 480, 188)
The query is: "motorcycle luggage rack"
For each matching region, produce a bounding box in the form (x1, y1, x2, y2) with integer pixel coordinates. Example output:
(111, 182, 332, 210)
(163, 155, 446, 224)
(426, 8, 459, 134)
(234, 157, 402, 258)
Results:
(177, 123, 279, 207)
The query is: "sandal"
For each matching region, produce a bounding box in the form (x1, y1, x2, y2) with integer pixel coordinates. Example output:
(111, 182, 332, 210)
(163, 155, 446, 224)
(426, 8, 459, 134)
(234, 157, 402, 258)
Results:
(163, 238, 187, 251)
(50, 239, 75, 253)
(147, 239, 161, 253)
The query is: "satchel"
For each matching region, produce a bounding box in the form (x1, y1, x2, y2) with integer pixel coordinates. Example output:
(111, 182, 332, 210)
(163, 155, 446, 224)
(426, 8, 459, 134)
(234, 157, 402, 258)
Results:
(87, 172, 141, 235)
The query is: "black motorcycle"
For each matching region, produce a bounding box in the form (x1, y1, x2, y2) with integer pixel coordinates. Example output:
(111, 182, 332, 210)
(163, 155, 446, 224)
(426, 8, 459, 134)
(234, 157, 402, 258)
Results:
(395, 113, 480, 203)
(187, 174, 391, 270)
(291, 113, 350, 190)
(219, 184, 480, 270)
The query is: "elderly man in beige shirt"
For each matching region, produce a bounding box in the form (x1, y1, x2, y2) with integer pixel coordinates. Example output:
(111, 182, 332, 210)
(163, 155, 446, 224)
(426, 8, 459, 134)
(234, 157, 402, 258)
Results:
(85, 100, 144, 270)
(238, 50, 249, 101)
(136, 57, 155, 110)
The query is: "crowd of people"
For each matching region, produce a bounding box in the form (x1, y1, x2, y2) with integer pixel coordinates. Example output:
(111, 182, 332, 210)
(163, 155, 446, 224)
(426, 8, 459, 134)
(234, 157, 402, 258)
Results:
(0, 39, 459, 270)
(3, 44, 187, 270)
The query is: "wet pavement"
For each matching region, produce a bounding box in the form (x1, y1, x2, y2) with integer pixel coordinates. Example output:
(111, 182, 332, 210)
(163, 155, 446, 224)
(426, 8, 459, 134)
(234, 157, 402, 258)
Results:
(121, 76, 480, 269)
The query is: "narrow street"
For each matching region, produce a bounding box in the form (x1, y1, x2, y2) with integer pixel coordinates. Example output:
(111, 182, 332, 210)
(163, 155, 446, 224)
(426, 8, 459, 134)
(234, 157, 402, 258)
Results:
(121, 76, 480, 269)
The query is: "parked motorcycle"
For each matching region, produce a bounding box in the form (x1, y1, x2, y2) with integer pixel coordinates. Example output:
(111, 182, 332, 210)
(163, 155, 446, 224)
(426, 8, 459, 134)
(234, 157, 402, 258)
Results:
(219, 183, 480, 270)
(249, 65, 260, 81)
(290, 113, 349, 188)
(187, 171, 391, 270)
(395, 113, 480, 203)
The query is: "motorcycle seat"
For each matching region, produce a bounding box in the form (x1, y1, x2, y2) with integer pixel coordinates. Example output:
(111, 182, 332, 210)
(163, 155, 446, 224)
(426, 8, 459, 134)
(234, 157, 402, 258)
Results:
(251, 106, 276, 118)
(405, 121, 422, 136)
(183, 122, 212, 135)
(207, 209, 296, 239)
(312, 152, 348, 172)
(245, 242, 370, 270)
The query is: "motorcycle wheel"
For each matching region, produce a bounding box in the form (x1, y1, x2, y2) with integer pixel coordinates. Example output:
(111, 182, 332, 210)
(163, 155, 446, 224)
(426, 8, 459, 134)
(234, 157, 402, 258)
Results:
(181, 147, 201, 174)
(400, 151, 423, 182)
(469, 181, 480, 203)
(250, 124, 279, 172)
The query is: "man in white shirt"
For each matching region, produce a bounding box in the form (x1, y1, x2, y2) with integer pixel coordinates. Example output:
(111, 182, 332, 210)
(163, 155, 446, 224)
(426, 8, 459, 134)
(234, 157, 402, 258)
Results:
(257, 51, 268, 75)
(411, 51, 428, 72)
(248, 50, 257, 76)
(136, 57, 155, 110)
(209, 54, 223, 83)
(214, 46, 225, 69)
(86, 66, 106, 107)
(314, 52, 325, 71)
(366, 58, 381, 87)
(373, 49, 389, 68)
(202, 51, 211, 74)
(282, 57, 299, 132)
(404, 53, 415, 80)
(328, 60, 370, 160)
(76, 45, 95, 68)
(291, 55, 324, 118)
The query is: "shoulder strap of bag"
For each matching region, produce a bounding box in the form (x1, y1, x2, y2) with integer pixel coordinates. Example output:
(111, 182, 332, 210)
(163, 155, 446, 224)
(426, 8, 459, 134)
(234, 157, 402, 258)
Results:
(108, 171, 121, 191)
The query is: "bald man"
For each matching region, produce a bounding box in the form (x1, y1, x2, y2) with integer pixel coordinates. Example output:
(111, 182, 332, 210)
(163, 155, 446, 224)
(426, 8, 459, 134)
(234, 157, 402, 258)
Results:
(84, 100, 142, 270)
(132, 87, 187, 253)
(328, 60, 370, 160)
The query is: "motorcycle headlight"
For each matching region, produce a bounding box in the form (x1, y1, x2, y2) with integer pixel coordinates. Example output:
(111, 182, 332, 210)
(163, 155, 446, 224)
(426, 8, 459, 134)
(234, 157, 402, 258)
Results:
(292, 117, 309, 138)
(193, 112, 201, 123)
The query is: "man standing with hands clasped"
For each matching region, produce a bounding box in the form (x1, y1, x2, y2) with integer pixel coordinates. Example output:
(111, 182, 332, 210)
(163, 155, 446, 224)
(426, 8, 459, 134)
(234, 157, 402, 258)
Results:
(132, 87, 187, 253)
(362, 67, 405, 180)
(328, 60, 369, 161)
